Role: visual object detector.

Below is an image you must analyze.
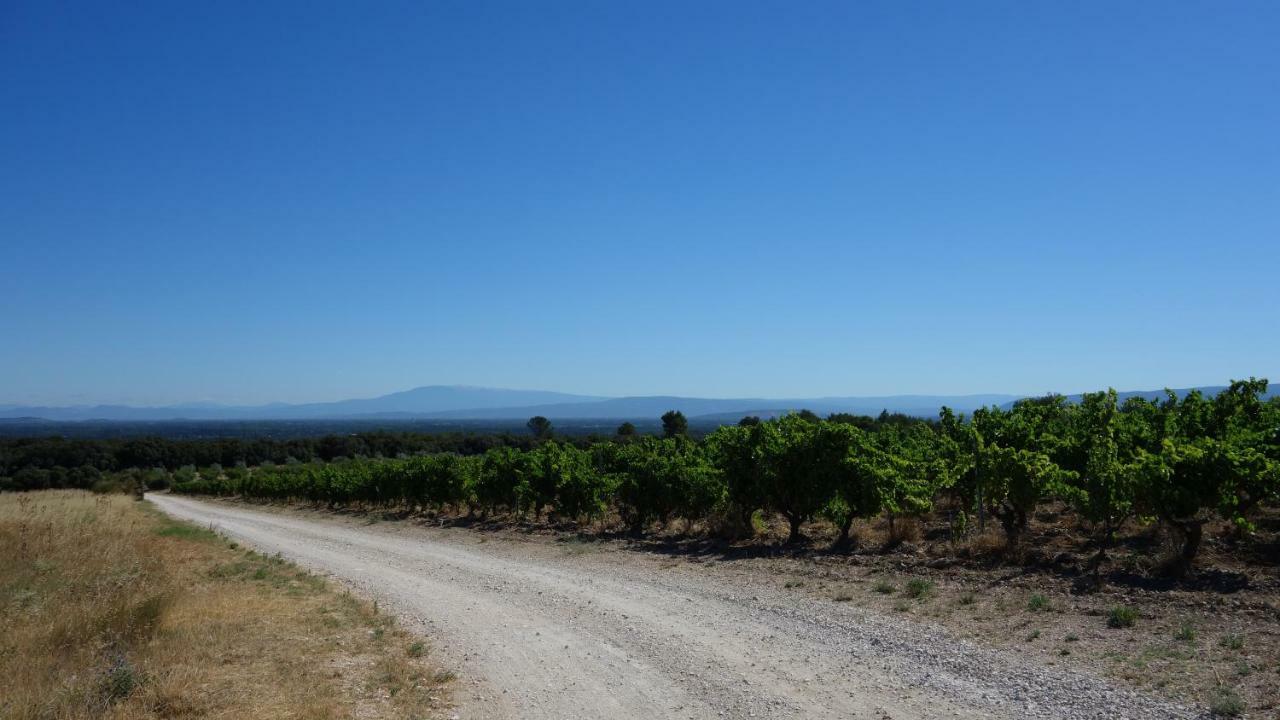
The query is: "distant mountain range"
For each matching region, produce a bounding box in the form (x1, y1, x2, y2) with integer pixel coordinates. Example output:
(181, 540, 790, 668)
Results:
(0, 386, 604, 422)
(1, 383, 1268, 424)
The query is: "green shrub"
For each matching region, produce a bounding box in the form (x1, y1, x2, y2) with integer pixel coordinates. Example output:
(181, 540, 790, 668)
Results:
(1027, 593, 1050, 611)
(1107, 606, 1138, 628)
(904, 578, 934, 599)
(1208, 687, 1244, 716)
(100, 657, 137, 702)
(1219, 633, 1244, 650)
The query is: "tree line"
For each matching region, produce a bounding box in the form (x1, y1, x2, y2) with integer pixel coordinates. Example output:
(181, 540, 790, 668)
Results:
(0, 430, 560, 491)
(167, 379, 1279, 577)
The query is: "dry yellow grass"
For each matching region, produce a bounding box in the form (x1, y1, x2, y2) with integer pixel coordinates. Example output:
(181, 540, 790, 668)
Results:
(0, 491, 452, 719)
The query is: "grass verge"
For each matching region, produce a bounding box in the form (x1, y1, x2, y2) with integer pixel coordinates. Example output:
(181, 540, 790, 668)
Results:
(0, 490, 452, 719)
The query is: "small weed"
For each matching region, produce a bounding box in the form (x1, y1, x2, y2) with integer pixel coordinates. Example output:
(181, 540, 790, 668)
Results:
(153, 522, 219, 543)
(1064, 633, 1079, 642)
(784, 580, 804, 589)
(1107, 606, 1137, 629)
(1175, 621, 1197, 643)
(958, 592, 976, 606)
(904, 578, 934, 599)
(1058, 648, 1071, 656)
(1219, 633, 1244, 651)
(872, 579, 896, 595)
(893, 600, 910, 612)
(407, 641, 426, 658)
(100, 658, 137, 702)
(833, 593, 853, 602)
(1027, 593, 1050, 612)
(1025, 629, 1041, 642)
(1208, 686, 1244, 716)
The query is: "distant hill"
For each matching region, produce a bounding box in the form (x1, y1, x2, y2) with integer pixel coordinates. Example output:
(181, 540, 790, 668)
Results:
(2, 383, 1270, 424)
(0, 386, 605, 422)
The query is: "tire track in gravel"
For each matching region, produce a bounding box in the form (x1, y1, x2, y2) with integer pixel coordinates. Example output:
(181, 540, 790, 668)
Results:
(150, 495, 1205, 720)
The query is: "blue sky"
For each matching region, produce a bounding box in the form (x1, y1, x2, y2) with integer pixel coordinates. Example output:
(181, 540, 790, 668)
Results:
(2, 1, 1277, 406)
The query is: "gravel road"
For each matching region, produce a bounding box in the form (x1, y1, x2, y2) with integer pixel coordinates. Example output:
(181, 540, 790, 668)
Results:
(150, 495, 1205, 720)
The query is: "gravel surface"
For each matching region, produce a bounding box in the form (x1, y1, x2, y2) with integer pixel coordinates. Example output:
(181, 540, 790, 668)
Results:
(150, 495, 1208, 720)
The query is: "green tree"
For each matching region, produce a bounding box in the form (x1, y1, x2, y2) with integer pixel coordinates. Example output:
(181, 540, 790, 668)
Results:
(661, 410, 688, 439)
(526, 416, 554, 439)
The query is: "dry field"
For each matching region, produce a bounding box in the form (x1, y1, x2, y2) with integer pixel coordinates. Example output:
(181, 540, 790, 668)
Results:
(0, 490, 452, 719)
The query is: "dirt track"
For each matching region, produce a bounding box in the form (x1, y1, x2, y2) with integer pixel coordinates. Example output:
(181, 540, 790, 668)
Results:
(150, 495, 1204, 720)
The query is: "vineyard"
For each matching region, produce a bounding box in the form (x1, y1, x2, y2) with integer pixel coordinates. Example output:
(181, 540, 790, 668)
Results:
(171, 379, 1280, 577)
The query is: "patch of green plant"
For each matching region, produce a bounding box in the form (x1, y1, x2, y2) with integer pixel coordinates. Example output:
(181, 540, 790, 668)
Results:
(1219, 633, 1244, 650)
(957, 592, 976, 605)
(1107, 606, 1137, 629)
(153, 521, 220, 543)
(871, 579, 895, 595)
(100, 658, 137, 702)
(1025, 629, 1041, 642)
(1175, 621, 1197, 643)
(407, 641, 426, 658)
(208, 561, 252, 578)
(904, 578, 933, 599)
(1027, 593, 1050, 612)
(1208, 686, 1244, 717)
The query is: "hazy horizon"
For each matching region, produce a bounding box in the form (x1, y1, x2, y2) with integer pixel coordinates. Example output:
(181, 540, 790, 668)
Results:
(2, 379, 1270, 411)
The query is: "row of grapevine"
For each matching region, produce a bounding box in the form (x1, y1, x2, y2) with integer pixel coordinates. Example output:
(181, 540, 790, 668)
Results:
(173, 379, 1280, 575)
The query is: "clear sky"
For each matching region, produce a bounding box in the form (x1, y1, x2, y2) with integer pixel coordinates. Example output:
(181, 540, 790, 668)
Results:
(2, 1, 1277, 406)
